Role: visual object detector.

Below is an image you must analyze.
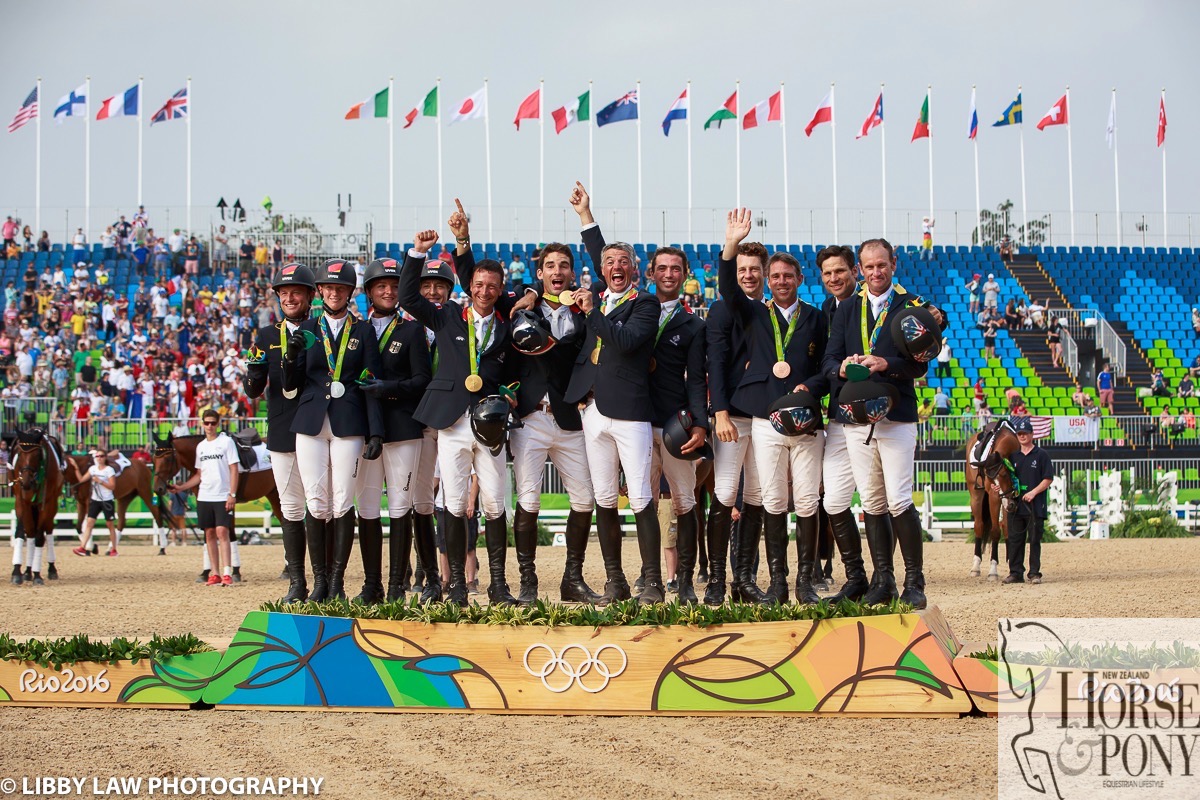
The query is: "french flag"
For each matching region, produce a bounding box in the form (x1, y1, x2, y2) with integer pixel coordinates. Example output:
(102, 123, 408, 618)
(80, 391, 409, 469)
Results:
(662, 87, 688, 136)
(96, 85, 139, 121)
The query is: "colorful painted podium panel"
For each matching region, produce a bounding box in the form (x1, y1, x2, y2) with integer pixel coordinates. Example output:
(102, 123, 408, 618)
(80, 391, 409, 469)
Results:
(0, 651, 224, 708)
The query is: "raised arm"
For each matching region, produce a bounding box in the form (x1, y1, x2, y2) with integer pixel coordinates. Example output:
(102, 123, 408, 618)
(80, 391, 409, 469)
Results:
(571, 182, 608, 279)
(717, 209, 755, 322)
(242, 327, 270, 398)
(397, 230, 444, 332)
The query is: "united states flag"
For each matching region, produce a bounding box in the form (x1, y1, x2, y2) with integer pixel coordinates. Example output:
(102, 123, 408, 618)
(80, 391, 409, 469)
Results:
(150, 88, 188, 125)
(8, 87, 37, 134)
(1030, 416, 1052, 439)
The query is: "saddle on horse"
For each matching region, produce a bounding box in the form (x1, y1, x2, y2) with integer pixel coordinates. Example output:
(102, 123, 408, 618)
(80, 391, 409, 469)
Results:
(232, 429, 271, 472)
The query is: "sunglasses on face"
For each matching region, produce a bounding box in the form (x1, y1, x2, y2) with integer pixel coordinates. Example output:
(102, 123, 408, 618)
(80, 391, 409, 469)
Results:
(203, 420, 217, 426)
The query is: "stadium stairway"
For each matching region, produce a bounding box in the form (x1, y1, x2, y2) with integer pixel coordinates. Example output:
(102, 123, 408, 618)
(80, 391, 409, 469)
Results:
(1105, 318, 1156, 414)
(1004, 256, 1077, 390)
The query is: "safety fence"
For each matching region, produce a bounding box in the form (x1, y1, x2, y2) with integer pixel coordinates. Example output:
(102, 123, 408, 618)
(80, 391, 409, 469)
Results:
(917, 415, 1195, 450)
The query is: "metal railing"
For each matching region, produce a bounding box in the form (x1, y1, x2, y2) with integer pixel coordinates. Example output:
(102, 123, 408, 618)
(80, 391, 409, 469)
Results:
(1044, 307, 1126, 378)
(918, 414, 1195, 450)
(1060, 327, 1079, 379)
(1098, 316, 1128, 377)
(0, 397, 59, 436)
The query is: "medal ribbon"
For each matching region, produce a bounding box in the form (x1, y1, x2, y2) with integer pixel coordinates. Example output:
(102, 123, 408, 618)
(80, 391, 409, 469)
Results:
(859, 283, 909, 353)
(768, 300, 801, 363)
(320, 316, 351, 383)
(376, 316, 399, 353)
(466, 308, 495, 379)
(654, 304, 681, 346)
(591, 289, 638, 362)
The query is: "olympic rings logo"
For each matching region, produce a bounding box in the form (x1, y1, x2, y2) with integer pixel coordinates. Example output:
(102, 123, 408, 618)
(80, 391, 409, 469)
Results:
(522, 643, 628, 694)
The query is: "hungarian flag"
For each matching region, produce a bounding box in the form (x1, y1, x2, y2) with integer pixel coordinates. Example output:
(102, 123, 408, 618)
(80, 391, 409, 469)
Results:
(911, 92, 930, 141)
(514, 87, 540, 130)
(1036, 94, 1068, 130)
(450, 87, 486, 124)
(805, 91, 832, 137)
(1157, 95, 1167, 147)
(661, 87, 687, 136)
(96, 85, 139, 121)
(742, 91, 781, 130)
(404, 86, 438, 129)
(856, 92, 883, 139)
(551, 90, 589, 134)
(704, 91, 737, 130)
(346, 87, 388, 120)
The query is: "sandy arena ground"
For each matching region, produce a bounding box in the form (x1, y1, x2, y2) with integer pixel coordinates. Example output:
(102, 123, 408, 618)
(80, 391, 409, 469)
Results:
(3, 535, 1198, 799)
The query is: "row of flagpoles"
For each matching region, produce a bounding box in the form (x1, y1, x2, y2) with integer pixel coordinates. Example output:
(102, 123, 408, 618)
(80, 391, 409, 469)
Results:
(7, 78, 190, 241)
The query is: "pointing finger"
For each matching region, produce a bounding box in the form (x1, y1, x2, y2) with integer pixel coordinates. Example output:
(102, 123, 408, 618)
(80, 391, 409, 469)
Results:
(455, 198, 465, 215)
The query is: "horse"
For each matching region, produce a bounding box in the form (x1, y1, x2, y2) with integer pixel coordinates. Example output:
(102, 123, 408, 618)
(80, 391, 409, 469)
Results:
(151, 433, 283, 533)
(965, 419, 1022, 580)
(64, 453, 165, 543)
(11, 428, 66, 585)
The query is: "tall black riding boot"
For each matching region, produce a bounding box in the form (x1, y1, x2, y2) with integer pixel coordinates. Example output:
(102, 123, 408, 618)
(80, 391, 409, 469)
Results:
(703, 499, 731, 606)
(826, 510, 870, 603)
(305, 513, 330, 603)
(327, 511, 356, 601)
(860, 512, 899, 605)
(353, 516, 385, 604)
(733, 504, 768, 603)
(385, 513, 414, 602)
(484, 514, 517, 606)
(513, 506, 540, 606)
(761, 512, 790, 605)
(412, 512, 442, 603)
(696, 505, 709, 583)
(892, 505, 928, 610)
(634, 505, 665, 604)
(793, 514, 820, 605)
(674, 507, 699, 604)
(279, 518, 308, 603)
(443, 513, 469, 606)
(595, 506, 630, 606)
(560, 509, 601, 603)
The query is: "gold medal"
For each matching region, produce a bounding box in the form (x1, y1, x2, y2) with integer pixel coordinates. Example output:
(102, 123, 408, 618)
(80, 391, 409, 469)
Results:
(772, 361, 791, 379)
(590, 348, 599, 365)
(558, 291, 577, 306)
(649, 357, 657, 373)
(465, 374, 483, 392)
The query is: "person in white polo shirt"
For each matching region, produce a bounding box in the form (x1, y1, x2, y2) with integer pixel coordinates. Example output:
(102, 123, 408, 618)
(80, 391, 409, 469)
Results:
(168, 409, 240, 587)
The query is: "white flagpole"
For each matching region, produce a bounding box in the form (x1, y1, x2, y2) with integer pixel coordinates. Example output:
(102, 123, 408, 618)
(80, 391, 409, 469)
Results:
(34, 77, 41, 236)
(137, 76, 143, 208)
(735, 80, 741, 208)
(881, 83, 887, 237)
(388, 76, 394, 243)
(186, 76, 192, 235)
(686, 79, 692, 244)
(587, 80, 594, 203)
(484, 78, 493, 242)
(972, 86, 981, 245)
(780, 81, 789, 246)
(830, 83, 838, 243)
(636, 79, 643, 243)
(84, 76, 91, 240)
(1162, 88, 1168, 246)
(1112, 88, 1120, 248)
(926, 85, 934, 223)
(436, 78, 444, 221)
(1065, 85, 1075, 246)
(539, 79, 545, 243)
(1018, 84, 1028, 244)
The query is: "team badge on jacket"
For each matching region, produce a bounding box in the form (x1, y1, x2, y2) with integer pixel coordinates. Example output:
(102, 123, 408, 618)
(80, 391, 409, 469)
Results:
(388, 341, 402, 354)
(348, 338, 360, 351)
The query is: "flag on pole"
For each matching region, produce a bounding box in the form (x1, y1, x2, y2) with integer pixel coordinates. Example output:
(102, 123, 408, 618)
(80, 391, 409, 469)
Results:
(403, 86, 438, 129)
(968, 90, 978, 140)
(596, 89, 638, 126)
(1030, 416, 1052, 439)
(804, 91, 832, 137)
(449, 87, 486, 124)
(1106, 92, 1116, 149)
(54, 84, 87, 121)
(7, 86, 37, 133)
(150, 88, 188, 124)
(911, 92, 930, 141)
(662, 87, 688, 136)
(345, 87, 388, 120)
(992, 93, 1022, 127)
(96, 85, 139, 121)
(856, 92, 883, 139)
(1157, 96, 1167, 147)
(1036, 95, 1068, 131)
(551, 90, 590, 134)
(513, 87, 540, 130)
(743, 91, 781, 130)
(704, 92, 737, 130)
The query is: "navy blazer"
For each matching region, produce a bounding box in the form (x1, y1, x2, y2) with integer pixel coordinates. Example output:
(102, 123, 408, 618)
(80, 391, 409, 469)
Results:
(821, 286, 932, 423)
(282, 316, 385, 439)
(718, 256, 829, 420)
(705, 298, 753, 419)
(822, 294, 849, 417)
(366, 313, 432, 442)
(398, 252, 510, 430)
(649, 304, 708, 430)
(244, 323, 303, 453)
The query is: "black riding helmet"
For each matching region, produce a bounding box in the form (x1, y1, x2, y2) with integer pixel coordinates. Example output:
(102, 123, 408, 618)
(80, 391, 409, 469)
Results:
(890, 305, 944, 364)
(363, 257, 400, 289)
(662, 409, 713, 461)
(767, 389, 824, 436)
(315, 258, 357, 288)
(271, 263, 316, 292)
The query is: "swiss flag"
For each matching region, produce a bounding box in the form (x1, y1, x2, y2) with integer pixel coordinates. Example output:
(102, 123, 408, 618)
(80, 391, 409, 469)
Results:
(1036, 94, 1069, 131)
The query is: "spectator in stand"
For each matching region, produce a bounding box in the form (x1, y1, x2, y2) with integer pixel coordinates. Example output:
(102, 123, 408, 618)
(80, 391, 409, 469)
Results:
(981, 273, 999, 310)
(682, 271, 701, 308)
(977, 402, 993, 427)
(935, 337, 951, 378)
(973, 378, 986, 410)
(1184, 408, 1196, 430)
(168, 228, 186, 273)
(1047, 317, 1064, 368)
(1189, 354, 1200, 379)
(114, 215, 132, 254)
(917, 398, 934, 428)
(22, 225, 34, 251)
(37, 231, 50, 253)
(1179, 374, 1195, 398)
(1097, 362, 1115, 414)
(99, 226, 117, 261)
(919, 217, 935, 261)
(999, 235, 1014, 263)
(271, 239, 283, 269)
(184, 236, 201, 276)
(133, 239, 150, 278)
(1161, 406, 1184, 438)
(253, 241, 269, 279)
(153, 238, 171, 278)
(238, 238, 254, 276)
(1192, 307, 1200, 336)
(132, 205, 149, 232)
(1082, 395, 1101, 420)
(1071, 381, 1087, 408)
(1027, 297, 1047, 329)
(1, 216, 17, 249)
(1005, 386, 1024, 410)
(1150, 366, 1172, 398)
(982, 316, 999, 359)
(72, 228, 87, 263)
(212, 225, 230, 273)
(1004, 298, 1020, 330)
(508, 251, 524, 284)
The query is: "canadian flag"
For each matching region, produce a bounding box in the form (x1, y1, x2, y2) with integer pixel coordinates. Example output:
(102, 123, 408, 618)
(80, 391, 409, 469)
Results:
(1036, 94, 1069, 131)
(805, 91, 833, 137)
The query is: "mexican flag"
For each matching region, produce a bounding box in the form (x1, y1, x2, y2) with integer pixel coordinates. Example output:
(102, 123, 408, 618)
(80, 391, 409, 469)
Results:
(912, 92, 930, 141)
(346, 88, 388, 120)
(404, 86, 438, 129)
(704, 92, 737, 130)
(551, 90, 590, 134)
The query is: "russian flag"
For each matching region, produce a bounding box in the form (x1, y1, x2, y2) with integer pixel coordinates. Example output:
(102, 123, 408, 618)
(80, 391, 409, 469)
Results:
(968, 87, 978, 140)
(96, 85, 139, 121)
(662, 87, 688, 136)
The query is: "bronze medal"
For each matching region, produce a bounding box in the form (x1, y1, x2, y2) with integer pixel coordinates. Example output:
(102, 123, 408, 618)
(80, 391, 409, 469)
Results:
(649, 357, 657, 373)
(772, 361, 791, 379)
(465, 374, 483, 392)
(590, 348, 600, 365)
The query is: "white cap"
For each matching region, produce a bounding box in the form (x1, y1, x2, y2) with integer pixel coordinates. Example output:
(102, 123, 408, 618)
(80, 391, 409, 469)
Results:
(987, 273, 994, 279)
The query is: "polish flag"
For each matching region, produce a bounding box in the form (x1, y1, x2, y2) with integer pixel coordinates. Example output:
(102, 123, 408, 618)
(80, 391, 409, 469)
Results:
(742, 91, 781, 130)
(805, 91, 833, 137)
(1036, 94, 1068, 131)
(450, 87, 486, 124)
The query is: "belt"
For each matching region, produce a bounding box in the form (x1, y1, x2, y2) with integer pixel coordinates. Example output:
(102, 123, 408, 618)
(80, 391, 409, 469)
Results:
(535, 400, 553, 414)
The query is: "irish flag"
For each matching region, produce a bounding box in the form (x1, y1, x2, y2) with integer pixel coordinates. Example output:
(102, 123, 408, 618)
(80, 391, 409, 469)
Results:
(704, 91, 737, 130)
(450, 87, 486, 124)
(346, 88, 388, 120)
(551, 90, 590, 134)
(912, 91, 930, 141)
(404, 86, 438, 128)
(743, 91, 781, 130)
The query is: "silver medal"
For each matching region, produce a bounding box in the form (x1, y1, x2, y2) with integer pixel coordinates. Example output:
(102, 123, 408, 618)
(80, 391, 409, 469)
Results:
(330, 381, 346, 398)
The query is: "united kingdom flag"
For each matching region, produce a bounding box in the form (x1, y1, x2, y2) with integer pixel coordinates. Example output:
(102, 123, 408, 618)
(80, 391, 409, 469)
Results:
(150, 88, 188, 125)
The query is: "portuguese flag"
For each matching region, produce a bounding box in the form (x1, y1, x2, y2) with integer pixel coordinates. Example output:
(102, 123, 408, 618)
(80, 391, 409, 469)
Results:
(911, 91, 930, 141)
(404, 86, 438, 128)
(346, 88, 389, 120)
(705, 91, 738, 129)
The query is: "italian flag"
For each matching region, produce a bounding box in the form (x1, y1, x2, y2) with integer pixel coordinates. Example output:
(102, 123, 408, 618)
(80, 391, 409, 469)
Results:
(404, 86, 438, 129)
(912, 91, 930, 141)
(346, 88, 388, 120)
(704, 91, 737, 130)
(743, 91, 781, 130)
(551, 90, 590, 134)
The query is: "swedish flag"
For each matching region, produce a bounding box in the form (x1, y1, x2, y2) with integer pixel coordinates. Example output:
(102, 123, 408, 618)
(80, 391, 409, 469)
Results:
(993, 93, 1023, 127)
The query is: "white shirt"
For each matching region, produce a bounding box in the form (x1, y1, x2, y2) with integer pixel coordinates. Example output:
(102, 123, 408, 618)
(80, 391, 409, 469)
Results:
(88, 465, 116, 502)
(867, 288, 894, 318)
(540, 302, 573, 340)
(370, 313, 395, 340)
(603, 286, 634, 315)
(194, 433, 239, 502)
(775, 299, 799, 323)
(324, 312, 347, 339)
(658, 298, 680, 326)
(471, 309, 495, 351)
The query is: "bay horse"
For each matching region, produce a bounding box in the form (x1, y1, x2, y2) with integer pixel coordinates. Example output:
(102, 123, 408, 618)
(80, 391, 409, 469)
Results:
(965, 419, 1022, 580)
(151, 433, 283, 530)
(11, 428, 66, 585)
(65, 453, 165, 539)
